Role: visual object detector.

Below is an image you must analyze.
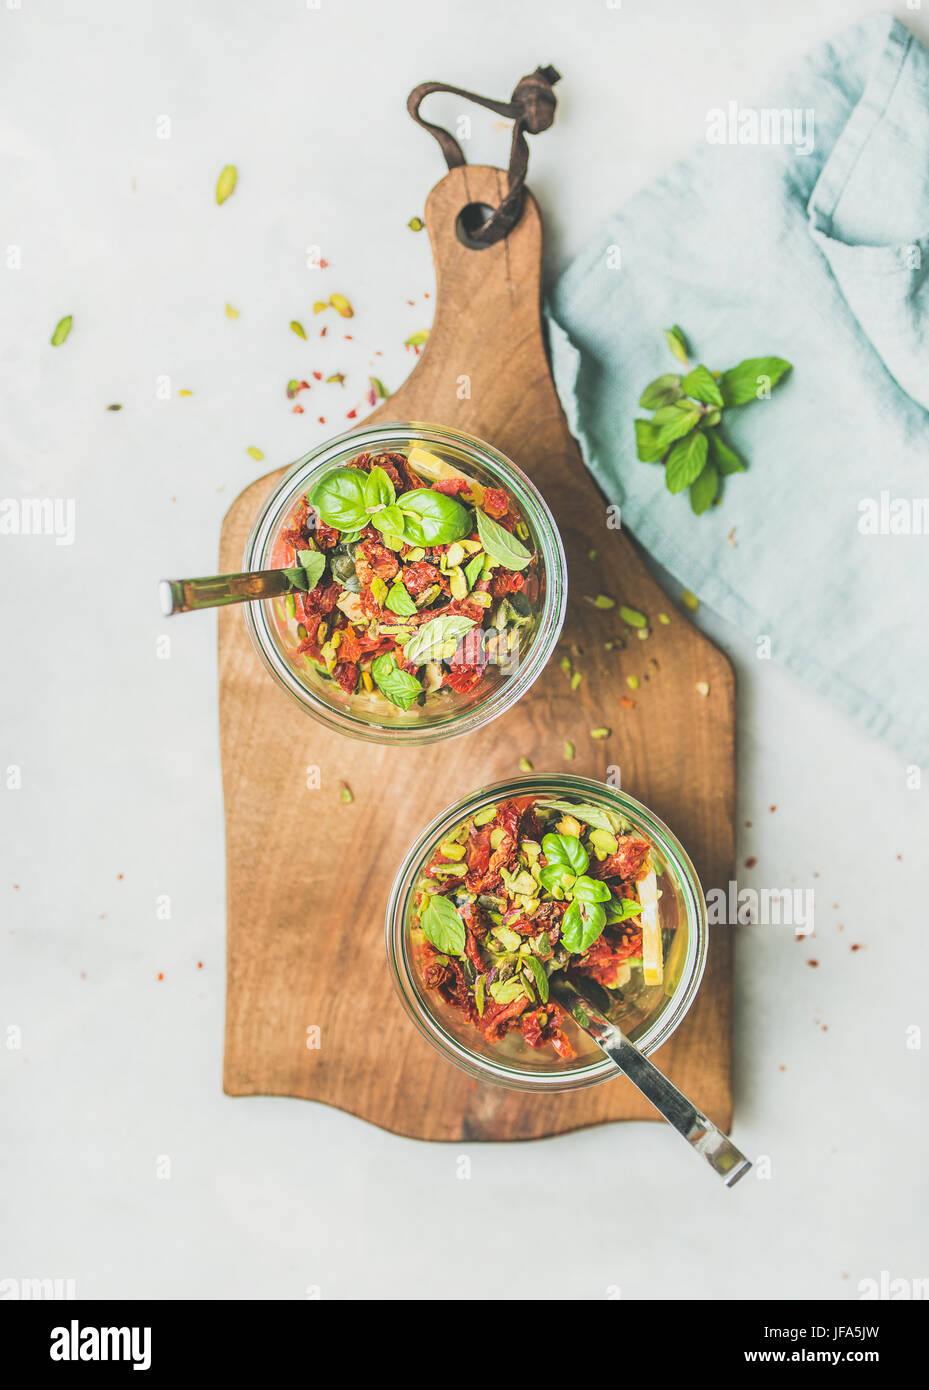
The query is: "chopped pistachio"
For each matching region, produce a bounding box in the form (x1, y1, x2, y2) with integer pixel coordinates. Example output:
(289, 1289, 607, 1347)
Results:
(361, 671, 373, 692)
(370, 576, 388, 607)
(50, 315, 73, 347)
(696, 681, 710, 696)
(423, 661, 443, 693)
(284, 594, 297, 619)
(449, 566, 467, 600)
(461, 539, 484, 555)
(404, 547, 426, 562)
(246, 446, 264, 461)
(570, 672, 583, 691)
(626, 674, 639, 690)
(317, 621, 328, 643)
(520, 839, 541, 860)
(619, 605, 647, 628)
(177, 389, 194, 397)
(636, 627, 651, 640)
(415, 583, 440, 607)
(589, 828, 619, 855)
(559, 655, 572, 675)
(563, 740, 575, 760)
(591, 727, 611, 739)
(493, 926, 522, 952)
(489, 827, 506, 849)
(681, 590, 699, 612)
(290, 320, 307, 339)
(439, 840, 467, 861)
(445, 542, 465, 567)
(340, 783, 354, 804)
(658, 612, 671, 625)
(588, 549, 598, 562)
(296, 622, 307, 640)
(329, 293, 354, 318)
(515, 521, 530, 541)
(473, 804, 497, 827)
(519, 756, 533, 773)
(405, 330, 430, 347)
(313, 301, 328, 313)
(225, 303, 240, 319)
(408, 216, 425, 231)
(587, 594, 615, 609)
(215, 164, 237, 204)
(556, 814, 582, 838)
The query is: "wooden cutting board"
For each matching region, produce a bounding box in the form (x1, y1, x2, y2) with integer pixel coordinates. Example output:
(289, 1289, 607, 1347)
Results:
(219, 165, 735, 1139)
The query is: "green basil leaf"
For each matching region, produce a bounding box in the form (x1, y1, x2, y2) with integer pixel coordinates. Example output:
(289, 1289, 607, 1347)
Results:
(681, 363, 724, 408)
(572, 875, 612, 904)
(541, 832, 589, 876)
(634, 418, 666, 463)
(370, 504, 406, 536)
(536, 800, 626, 835)
(561, 898, 607, 954)
(539, 864, 575, 892)
(364, 465, 396, 511)
(310, 468, 368, 531)
(638, 373, 682, 410)
(603, 896, 643, 925)
(294, 551, 327, 590)
(718, 357, 792, 407)
(370, 652, 422, 710)
(420, 893, 466, 955)
(464, 553, 485, 589)
(707, 431, 745, 476)
(652, 400, 701, 450)
(664, 324, 689, 365)
(689, 461, 719, 515)
(490, 977, 528, 1005)
(398, 489, 471, 546)
(665, 430, 709, 494)
(385, 580, 417, 617)
(527, 954, 549, 1004)
(404, 614, 476, 666)
(475, 508, 531, 571)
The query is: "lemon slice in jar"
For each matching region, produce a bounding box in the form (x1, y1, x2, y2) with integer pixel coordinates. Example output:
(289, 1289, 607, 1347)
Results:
(407, 445, 485, 505)
(638, 869, 663, 986)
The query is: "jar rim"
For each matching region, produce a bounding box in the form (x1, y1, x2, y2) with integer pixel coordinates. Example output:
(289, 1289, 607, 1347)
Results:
(385, 774, 709, 1091)
(242, 422, 567, 745)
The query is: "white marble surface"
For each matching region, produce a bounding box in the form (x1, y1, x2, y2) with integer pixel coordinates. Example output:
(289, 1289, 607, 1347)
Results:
(2, 0, 926, 1300)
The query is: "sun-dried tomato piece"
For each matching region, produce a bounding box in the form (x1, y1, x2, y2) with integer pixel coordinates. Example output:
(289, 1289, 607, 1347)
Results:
(480, 991, 530, 1043)
(280, 526, 308, 550)
(314, 522, 341, 550)
(444, 664, 484, 694)
(332, 661, 359, 694)
(482, 487, 509, 519)
(431, 477, 471, 496)
(357, 540, 399, 581)
(302, 582, 341, 617)
(589, 836, 651, 882)
(336, 627, 364, 663)
(489, 570, 525, 598)
(401, 559, 442, 597)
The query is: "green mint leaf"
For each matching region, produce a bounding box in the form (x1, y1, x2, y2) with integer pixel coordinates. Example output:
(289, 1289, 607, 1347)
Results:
(665, 429, 709, 494)
(561, 898, 607, 954)
(535, 800, 626, 835)
(681, 363, 724, 408)
(719, 357, 792, 407)
(404, 613, 476, 666)
(638, 373, 682, 410)
(420, 893, 466, 956)
(474, 508, 532, 571)
(689, 461, 719, 515)
(398, 489, 471, 546)
(707, 431, 746, 476)
(653, 400, 701, 450)
(385, 580, 417, 617)
(364, 465, 396, 511)
(634, 418, 667, 463)
(664, 324, 689, 365)
(370, 652, 422, 710)
(310, 467, 369, 531)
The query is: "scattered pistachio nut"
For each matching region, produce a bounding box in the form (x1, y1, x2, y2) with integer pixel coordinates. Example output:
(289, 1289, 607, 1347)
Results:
(340, 783, 354, 804)
(313, 301, 328, 313)
(681, 590, 699, 612)
(225, 303, 239, 319)
(51, 315, 73, 347)
(563, 740, 575, 760)
(408, 216, 425, 231)
(636, 627, 651, 641)
(215, 164, 237, 205)
(588, 549, 598, 562)
(696, 681, 710, 697)
(246, 446, 264, 461)
(570, 672, 583, 690)
(658, 612, 671, 625)
(405, 330, 430, 347)
(619, 605, 647, 628)
(290, 320, 307, 339)
(329, 293, 354, 319)
(588, 594, 615, 609)
(519, 757, 533, 772)
(591, 727, 611, 739)
(177, 389, 194, 397)
(626, 675, 639, 690)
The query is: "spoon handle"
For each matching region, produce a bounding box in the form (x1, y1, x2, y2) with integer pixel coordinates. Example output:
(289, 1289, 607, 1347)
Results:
(159, 570, 297, 616)
(598, 1020, 751, 1186)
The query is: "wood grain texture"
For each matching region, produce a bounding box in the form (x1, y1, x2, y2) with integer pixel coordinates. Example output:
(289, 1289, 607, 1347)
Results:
(219, 166, 735, 1139)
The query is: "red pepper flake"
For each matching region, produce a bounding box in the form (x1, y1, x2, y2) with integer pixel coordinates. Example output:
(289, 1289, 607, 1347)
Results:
(744, 856, 757, 869)
(424, 292, 431, 298)
(407, 299, 415, 306)
(312, 370, 322, 381)
(850, 943, 865, 952)
(619, 696, 636, 709)
(13, 884, 20, 890)
(896, 854, 903, 861)
(292, 405, 304, 413)
(320, 258, 329, 268)
(744, 820, 753, 828)
(320, 326, 328, 337)
(778, 1065, 786, 1072)
(806, 959, 819, 968)
(821, 1025, 828, 1032)
(344, 334, 353, 340)
(118, 873, 124, 880)
(769, 804, 777, 812)
(837, 923, 844, 931)
(197, 961, 203, 969)
(157, 972, 164, 981)
(346, 409, 357, 419)
(318, 416, 326, 424)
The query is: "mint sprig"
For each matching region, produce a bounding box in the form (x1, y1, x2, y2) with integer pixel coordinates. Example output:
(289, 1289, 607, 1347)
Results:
(635, 329, 792, 515)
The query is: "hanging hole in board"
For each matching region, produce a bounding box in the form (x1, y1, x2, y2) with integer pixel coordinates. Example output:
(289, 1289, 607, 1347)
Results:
(456, 203, 497, 249)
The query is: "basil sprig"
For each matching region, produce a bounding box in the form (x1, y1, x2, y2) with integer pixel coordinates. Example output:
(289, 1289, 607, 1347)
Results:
(283, 549, 326, 592)
(310, 466, 471, 547)
(475, 508, 531, 571)
(404, 614, 476, 666)
(370, 653, 422, 710)
(421, 894, 466, 956)
(634, 327, 792, 514)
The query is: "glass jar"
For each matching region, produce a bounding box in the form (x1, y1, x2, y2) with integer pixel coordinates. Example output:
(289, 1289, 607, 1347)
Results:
(242, 422, 566, 745)
(385, 775, 708, 1092)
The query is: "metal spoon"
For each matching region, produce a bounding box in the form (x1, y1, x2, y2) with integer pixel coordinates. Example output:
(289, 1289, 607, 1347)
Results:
(549, 973, 752, 1187)
(159, 568, 311, 616)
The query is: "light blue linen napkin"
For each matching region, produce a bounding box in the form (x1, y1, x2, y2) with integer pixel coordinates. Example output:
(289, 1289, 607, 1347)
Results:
(548, 15, 929, 765)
